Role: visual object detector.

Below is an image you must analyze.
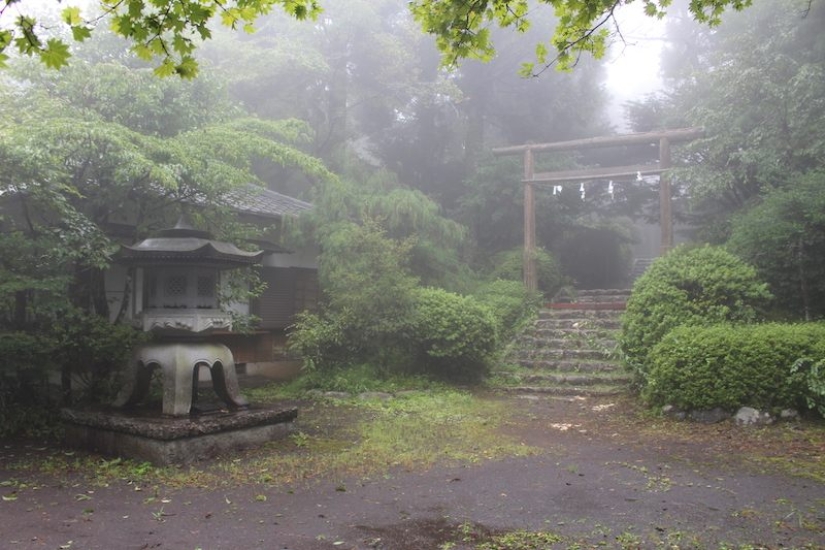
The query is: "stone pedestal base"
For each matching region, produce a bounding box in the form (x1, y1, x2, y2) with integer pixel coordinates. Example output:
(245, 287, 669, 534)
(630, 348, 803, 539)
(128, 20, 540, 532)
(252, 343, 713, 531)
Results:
(61, 407, 297, 466)
(114, 341, 249, 416)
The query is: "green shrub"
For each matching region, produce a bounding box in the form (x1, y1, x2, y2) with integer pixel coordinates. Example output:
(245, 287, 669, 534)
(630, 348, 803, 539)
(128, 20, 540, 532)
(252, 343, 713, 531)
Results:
(53, 312, 146, 404)
(728, 170, 825, 320)
(489, 246, 566, 297)
(289, 221, 419, 372)
(0, 332, 59, 438)
(473, 279, 541, 341)
(788, 357, 825, 417)
(287, 311, 351, 372)
(410, 287, 499, 382)
(0, 315, 144, 437)
(620, 245, 771, 383)
(644, 323, 825, 413)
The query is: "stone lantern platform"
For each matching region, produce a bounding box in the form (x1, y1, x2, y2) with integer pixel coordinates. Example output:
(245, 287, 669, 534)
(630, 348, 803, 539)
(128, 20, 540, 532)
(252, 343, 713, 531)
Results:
(61, 405, 297, 466)
(60, 216, 298, 465)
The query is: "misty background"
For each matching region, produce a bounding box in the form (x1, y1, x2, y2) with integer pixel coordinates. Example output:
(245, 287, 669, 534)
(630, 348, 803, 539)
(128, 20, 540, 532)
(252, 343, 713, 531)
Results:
(3, 0, 824, 299)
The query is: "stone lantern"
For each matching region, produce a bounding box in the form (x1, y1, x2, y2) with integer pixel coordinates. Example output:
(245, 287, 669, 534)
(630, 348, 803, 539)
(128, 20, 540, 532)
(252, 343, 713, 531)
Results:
(113, 216, 264, 416)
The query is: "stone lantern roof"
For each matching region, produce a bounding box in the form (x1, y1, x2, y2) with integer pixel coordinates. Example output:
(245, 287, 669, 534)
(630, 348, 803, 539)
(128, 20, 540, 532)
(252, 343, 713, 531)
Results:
(116, 217, 264, 267)
(114, 216, 265, 336)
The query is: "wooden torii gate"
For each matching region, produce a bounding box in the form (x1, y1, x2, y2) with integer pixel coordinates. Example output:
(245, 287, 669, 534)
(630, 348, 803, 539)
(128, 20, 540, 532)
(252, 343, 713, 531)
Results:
(492, 127, 703, 292)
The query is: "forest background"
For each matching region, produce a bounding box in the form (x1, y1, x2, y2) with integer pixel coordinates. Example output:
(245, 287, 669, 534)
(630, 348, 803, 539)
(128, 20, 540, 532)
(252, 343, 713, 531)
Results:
(1, 0, 824, 432)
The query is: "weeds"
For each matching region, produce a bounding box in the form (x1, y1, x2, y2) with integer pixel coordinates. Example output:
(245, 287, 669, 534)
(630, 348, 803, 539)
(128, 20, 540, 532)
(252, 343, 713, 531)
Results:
(477, 530, 563, 549)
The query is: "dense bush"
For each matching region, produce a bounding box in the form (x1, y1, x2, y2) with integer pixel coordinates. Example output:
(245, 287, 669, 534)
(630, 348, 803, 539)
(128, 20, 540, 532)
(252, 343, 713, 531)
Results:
(473, 279, 542, 342)
(489, 246, 566, 297)
(291, 221, 419, 370)
(53, 311, 146, 404)
(728, 171, 825, 320)
(620, 245, 771, 383)
(410, 287, 499, 382)
(0, 332, 59, 438)
(290, 222, 503, 382)
(0, 314, 144, 438)
(291, 286, 501, 383)
(644, 323, 825, 414)
(288, 311, 355, 372)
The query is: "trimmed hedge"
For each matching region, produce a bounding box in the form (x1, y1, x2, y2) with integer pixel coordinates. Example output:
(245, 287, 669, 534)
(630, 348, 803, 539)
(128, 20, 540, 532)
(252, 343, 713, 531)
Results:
(644, 323, 825, 413)
(620, 245, 771, 382)
(290, 286, 500, 383)
(411, 287, 499, 382)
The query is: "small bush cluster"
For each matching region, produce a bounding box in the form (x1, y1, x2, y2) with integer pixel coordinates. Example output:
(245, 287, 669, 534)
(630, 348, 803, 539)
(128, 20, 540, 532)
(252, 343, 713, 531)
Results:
(289, 222, 540, 384)
(410, 287, 499, 382)
(489, 246, 566, 297)
(472, 279, 542, 342)
(0, 314, 144, 438)
(290, 286, 502, 383)
(620, 245, 771, 382)
(645, 323, 825, 414)
(0, 332, 60, 438)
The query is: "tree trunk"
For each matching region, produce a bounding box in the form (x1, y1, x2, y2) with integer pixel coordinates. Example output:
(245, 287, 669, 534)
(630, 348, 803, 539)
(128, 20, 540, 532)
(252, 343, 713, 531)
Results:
(797, 235, 811, 321)
(61, 365, 73, 406)
(114, 267, 134, 324)
(70, 265, 110, 320)
(13, 290, 29, 329)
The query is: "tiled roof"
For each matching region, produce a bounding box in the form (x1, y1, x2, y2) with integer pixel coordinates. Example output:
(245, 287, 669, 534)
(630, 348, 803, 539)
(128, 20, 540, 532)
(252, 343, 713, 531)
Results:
(226, 184, 312, 218)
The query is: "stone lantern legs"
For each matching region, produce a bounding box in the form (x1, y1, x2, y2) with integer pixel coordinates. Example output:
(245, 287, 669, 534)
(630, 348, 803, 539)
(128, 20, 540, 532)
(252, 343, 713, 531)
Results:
(114, 342, 249, 416)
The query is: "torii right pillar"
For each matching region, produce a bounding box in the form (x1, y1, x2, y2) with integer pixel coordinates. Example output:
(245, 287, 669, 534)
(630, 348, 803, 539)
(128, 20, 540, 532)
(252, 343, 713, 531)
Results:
(659, 136, 674, 255)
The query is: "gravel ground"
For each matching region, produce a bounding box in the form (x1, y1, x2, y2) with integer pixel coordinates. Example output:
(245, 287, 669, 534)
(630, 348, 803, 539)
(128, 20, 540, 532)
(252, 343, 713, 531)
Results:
(1, 394, 824, 550)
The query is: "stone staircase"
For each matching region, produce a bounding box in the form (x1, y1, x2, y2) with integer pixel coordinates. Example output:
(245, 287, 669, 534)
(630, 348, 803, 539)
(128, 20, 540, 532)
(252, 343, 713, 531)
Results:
(629, 257, 656, 282)
(497, 289, 632, 396)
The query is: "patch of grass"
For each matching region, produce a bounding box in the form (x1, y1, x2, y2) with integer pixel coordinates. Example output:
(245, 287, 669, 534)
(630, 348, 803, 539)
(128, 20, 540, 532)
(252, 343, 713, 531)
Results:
(355, 390, 536, 464)
(615, 531, 642, 549)
(225, 390, 538, 487)
(247, 364, 443, 401)
(4, 447, 218, 490)
(476, 530, 564, 549)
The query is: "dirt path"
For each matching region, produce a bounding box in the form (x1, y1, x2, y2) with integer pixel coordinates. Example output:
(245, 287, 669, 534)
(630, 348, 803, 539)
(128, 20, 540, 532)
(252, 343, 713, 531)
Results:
(2, 394, 824, 549)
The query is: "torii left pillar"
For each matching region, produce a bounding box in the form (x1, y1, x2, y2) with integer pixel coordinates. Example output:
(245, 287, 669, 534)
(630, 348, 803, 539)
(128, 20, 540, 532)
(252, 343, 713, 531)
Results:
(523, 147, 538, 292)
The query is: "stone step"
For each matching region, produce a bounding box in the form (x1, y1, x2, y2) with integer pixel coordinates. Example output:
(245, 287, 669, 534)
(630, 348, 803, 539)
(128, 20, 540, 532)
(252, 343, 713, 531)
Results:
(510, 337, 616, 359)
(495, 385, 629, 397)
(529, 328, 615, 339)
(539, 308, 624, 321)
(498, 289, 630, 398)
(508, 348, 615, 361)
(516, 329, 616, 349)
(629, 258, 656, 281)
(515, 372, 632, 386)
(512, 359, 621, 373)
(534, 317, 622, 330)
(574, 289, 632, 302)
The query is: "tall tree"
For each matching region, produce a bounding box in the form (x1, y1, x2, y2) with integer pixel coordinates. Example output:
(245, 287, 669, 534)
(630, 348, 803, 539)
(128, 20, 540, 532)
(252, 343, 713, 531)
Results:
(0, 63, 334, 403)
(627, 0, 825, 318)
(653, 0, 825, 240)
(0, 0, 759, 75)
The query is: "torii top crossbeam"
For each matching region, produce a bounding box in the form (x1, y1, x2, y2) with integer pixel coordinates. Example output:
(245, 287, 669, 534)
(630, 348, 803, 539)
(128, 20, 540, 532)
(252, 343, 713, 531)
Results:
(491, 128, 703, 291)
(493, 128, 703, 183)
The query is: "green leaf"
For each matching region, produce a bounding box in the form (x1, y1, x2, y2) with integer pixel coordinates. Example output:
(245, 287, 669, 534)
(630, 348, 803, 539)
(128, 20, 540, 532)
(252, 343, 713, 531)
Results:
(175, 56, 199, 79)
(153, 59, 177, 78)
(71, 26, 92, 42)
(61, 6, 83, 26)
(40, 39, 71, 69)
